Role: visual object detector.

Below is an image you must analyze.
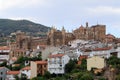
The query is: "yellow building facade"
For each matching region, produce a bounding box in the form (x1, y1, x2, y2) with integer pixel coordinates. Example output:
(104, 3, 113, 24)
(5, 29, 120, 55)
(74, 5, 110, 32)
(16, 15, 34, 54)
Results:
(87, 56, 106, 71)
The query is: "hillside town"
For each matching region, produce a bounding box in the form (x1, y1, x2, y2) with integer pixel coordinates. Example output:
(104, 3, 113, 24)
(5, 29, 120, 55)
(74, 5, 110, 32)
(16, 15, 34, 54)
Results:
(0, 22, 120, 80)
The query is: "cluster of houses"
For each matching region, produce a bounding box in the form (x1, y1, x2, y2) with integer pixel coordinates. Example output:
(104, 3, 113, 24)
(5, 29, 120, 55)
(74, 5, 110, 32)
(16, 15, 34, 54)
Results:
(0, 39, 120, 80)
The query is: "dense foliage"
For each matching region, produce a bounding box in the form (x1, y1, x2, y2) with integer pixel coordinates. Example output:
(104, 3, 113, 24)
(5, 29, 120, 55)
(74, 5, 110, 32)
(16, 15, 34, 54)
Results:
(65, 59, 77, 73)
(107, 56, 120, 68)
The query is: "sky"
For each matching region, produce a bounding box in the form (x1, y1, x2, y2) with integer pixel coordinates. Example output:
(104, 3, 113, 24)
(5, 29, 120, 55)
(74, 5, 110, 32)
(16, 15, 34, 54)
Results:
(0, 0, 120, 37)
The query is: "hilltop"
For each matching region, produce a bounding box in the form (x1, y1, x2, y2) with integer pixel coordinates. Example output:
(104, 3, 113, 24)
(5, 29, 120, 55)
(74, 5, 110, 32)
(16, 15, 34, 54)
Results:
(0, 19, 50, 36)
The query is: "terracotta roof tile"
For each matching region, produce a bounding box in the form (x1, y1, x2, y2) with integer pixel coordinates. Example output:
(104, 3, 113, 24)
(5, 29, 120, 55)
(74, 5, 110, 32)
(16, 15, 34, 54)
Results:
(0, 46, 10, 50)
(35, 61, 47, 64)
(7, 71, 20, 75)
(49, 54, 64, 58)
(93, 47, 112, 51)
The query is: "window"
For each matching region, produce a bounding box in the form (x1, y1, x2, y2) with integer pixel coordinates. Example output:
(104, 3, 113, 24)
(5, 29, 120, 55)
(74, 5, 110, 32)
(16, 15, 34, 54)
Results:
(44, 65, 46, 67)
(60, 64, 62, 67)
(0, 72, 3, 75)
(59, 68, 62, 70)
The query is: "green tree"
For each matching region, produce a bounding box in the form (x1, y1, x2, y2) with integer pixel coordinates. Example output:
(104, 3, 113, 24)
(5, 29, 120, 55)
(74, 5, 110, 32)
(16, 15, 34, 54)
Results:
(107, 56, 120, 67)
(116, 74, 120, 80)
(30, 52, 42, 61)
(31, 77, 45, 80)
(79, 59, 87, 71)
(65, 59, 76, 73)
(15, 75, 19, 80)
(98, 77, 106, 80)
(14, 56, 29, 64)
(44, 71, 51, 79)
(31, 77, 38, 80)
(80, 73, 93, 80)
(0, 61, 7, 67)
(77, 72, 84, 79)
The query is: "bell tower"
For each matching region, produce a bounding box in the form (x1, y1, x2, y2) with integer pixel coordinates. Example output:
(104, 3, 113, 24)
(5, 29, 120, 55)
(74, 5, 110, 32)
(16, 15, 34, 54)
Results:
(86, 22, 89, 40)
(62, 26, 66, 45)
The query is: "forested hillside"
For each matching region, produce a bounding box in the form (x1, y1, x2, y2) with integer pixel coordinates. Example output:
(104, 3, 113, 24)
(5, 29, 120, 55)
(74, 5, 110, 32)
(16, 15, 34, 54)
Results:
(0, 19, 50, 36)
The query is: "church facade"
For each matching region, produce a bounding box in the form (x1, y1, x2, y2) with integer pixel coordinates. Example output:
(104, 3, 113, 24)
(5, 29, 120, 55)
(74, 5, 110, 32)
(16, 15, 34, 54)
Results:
(73, 22, 106, 41)
(47, 22, 106, 46)
(47, 27, 75, 46)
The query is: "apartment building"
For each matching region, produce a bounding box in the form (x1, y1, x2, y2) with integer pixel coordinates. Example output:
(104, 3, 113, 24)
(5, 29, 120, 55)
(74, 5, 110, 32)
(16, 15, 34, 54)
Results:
(30, 61, 47, 79)
(48, 53, 70, 74)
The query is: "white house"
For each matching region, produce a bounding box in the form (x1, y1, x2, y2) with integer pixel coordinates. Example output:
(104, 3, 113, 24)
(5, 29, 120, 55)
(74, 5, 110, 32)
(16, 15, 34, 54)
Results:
(0, 46, 10, 63)
(90, 47, 112, 58)
(69, 39, 88, 48)
(115, 47, 120, 58)
(48, 53, 70, 74)
(20, 66, 31, 79)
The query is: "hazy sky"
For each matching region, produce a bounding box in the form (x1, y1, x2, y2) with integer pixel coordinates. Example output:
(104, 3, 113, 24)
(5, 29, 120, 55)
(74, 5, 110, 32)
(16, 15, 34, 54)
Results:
(0, 0, 120, 37)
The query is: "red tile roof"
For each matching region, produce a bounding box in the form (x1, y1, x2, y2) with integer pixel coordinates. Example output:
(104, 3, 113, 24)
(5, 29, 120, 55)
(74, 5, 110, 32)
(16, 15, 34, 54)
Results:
(21, 66, 31, 70)
(35, 61, 47, 64)
(15, 49, 26, 52)
(0, 46, 10, 50)
(7, 71, 20, 75)
(49, 54, 64, 58)
(79, 55, 88, 60)
(93, 47, 112, 51)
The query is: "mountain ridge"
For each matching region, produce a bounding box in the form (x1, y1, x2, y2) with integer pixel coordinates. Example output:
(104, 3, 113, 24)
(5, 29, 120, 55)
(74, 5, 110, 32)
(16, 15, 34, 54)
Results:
(0, 19, 50, 36)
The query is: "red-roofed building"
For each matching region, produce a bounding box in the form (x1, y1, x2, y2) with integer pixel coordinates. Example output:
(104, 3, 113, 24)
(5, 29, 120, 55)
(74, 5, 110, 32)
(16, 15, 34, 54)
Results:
(105, 34, 115, 43)
(48, 54, 64, 58)
(7, 71, 20, 75)
(34, 61, 47, 64)
(93, 47, 112, 51)
(30, 61, 47, 79)
(6, 71, 20, 80)
(90, 47, 112, 58)
(0, 46, 10, 64)
(48, 53, 70, 74)
(0, 46, 10, 51)
(78, 55, 88, 65)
